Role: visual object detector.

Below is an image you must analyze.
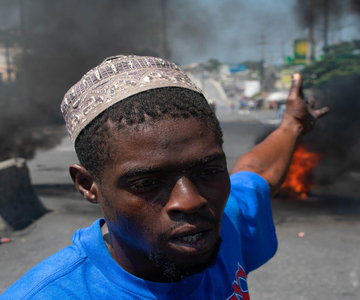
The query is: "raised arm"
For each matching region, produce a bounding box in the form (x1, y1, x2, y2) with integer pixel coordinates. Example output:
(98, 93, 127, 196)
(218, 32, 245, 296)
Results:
(230, 74, 329, 197)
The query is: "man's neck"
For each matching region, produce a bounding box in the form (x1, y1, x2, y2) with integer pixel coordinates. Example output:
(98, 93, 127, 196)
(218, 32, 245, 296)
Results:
(100, 220, 177, 283)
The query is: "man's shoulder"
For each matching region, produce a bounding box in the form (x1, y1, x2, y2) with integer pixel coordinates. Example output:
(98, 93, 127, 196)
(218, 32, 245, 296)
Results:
(226, 171, 270, 211)
(229, 171, 269, 191)
(0, 221, 105, 300)
(224, 171, 277, 274)
(1, 243, 87, 299)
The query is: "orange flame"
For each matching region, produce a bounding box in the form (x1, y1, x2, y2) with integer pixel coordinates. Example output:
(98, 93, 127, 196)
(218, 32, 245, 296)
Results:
(280, 144, 324, 198)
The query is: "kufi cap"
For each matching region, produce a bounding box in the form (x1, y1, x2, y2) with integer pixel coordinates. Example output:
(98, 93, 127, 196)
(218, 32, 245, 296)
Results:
(61, 55, 203, 145)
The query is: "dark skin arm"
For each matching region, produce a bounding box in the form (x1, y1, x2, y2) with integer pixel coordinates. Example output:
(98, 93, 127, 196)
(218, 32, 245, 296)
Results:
(230, 73, 329, 197)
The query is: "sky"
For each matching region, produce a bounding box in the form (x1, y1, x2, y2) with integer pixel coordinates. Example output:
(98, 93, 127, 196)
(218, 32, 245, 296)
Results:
(167, 0, 360, 65)
(0, 0, 359, 65)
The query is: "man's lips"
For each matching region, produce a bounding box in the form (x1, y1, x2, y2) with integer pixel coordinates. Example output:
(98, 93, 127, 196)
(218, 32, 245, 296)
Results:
(169, 222, 213, 239)
(167, 223, 217, 254)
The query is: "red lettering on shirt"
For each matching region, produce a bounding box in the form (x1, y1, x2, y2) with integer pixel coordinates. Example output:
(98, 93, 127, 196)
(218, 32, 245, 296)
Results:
(227, 263, 250, 300)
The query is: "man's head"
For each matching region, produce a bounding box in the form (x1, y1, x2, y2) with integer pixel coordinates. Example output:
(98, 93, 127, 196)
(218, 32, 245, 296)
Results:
(74, 87, 224, 180)
(62, 55, 231, 282)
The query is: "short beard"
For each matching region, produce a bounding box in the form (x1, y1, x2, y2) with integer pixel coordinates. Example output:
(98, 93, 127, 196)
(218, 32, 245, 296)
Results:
(148, 237, 222, 281)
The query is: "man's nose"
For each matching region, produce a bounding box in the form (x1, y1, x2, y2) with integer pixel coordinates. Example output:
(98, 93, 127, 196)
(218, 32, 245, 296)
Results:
(166, 176, 207, 215)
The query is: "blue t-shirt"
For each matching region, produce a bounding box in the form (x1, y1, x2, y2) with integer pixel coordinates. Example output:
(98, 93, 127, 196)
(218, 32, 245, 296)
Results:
(1, 171, 277, 299)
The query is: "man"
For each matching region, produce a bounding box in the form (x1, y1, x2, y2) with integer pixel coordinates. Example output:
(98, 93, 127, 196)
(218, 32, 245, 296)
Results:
(2, 55, 328, 299)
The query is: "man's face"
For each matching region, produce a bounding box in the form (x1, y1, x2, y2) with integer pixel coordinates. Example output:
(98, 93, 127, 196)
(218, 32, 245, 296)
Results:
(96, 117, 230, 282)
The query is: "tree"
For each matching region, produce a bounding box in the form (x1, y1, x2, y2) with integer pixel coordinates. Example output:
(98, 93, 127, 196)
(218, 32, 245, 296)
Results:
(301, 42, 360, 88)
(299, 41, 360, 185)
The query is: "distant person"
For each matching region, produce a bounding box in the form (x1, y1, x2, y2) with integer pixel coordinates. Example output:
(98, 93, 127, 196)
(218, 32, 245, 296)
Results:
(1, 55, 328, 299)
(277, 103, 286, 119)
(269, 100, 276, 109)
(240, 99, 247, 110)
(255, 99, 263, 110)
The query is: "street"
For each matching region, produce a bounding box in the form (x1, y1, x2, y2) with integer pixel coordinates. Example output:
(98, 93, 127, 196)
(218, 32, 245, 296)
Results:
(1, 109, 359, 299)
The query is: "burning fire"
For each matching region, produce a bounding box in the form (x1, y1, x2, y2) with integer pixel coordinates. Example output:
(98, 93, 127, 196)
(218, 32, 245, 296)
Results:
(280, 144, 324, 198)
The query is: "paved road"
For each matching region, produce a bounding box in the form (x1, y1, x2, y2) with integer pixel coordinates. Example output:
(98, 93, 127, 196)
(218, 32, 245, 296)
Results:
(1, 109, 360, 299)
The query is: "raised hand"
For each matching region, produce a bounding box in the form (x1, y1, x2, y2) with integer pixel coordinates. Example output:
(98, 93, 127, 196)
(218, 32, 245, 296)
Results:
(284, 73, 329, 135)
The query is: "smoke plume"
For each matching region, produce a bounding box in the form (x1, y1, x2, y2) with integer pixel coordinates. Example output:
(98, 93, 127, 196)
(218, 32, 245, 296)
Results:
(294, 0, 343, 28)
(0, 0, 358, 164)
(0, 0, 250, 162)
(0, 0, 164, 161)
(303, 75, 360, 185)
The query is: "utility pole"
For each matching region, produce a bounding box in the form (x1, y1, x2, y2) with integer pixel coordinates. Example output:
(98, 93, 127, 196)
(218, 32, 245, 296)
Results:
(260, 32, 266, 62)
(306, 0, 314, 65)
(306, 25, 314, 65)
(259, 32, 266, 91)
(281, 41, 285, 61)
(160, 0, 168, 60)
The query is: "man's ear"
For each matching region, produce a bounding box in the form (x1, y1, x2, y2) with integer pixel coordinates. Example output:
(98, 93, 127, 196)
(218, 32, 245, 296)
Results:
(69, 164, 99, 204)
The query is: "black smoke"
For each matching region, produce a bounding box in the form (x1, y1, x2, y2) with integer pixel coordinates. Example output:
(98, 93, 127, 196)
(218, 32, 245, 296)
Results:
(294, 0, 343, 28)
(0, 0, 249, 162)
(0, 0, 164, 161)
(255, 75, 360, 196)
(0, 0, 358, 164)
(304, 75, 360, 185)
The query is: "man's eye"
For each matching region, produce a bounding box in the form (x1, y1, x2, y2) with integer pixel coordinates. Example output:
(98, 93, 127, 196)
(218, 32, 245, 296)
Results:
(129, 179, 160, 191)
(198, 168, 221, 176)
